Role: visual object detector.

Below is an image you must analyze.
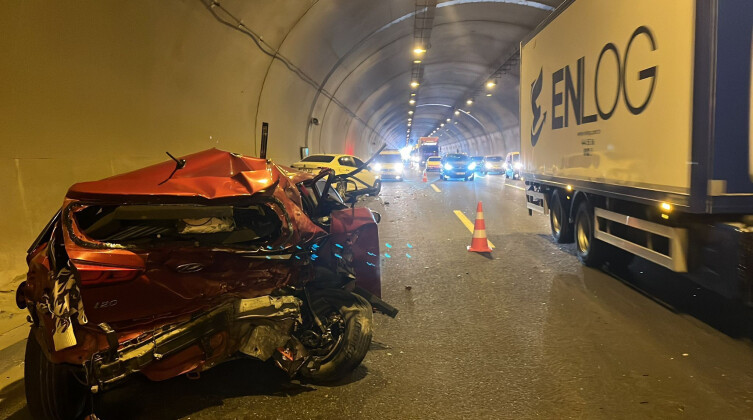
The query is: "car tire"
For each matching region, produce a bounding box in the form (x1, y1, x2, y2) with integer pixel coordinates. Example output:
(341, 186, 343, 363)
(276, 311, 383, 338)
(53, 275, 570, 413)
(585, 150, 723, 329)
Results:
(371, 180, 381, 196)
(300, 289, 373, 383)
(549, 190, 573, 243)
(574, 200, 608, 267)
(25, 329, 90, 420)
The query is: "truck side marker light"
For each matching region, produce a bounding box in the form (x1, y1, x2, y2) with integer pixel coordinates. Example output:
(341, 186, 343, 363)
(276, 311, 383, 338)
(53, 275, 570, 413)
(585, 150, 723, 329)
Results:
(566, 185, 573, 192)
(660, 202, 672, 212)
(661, 214, 669, 220)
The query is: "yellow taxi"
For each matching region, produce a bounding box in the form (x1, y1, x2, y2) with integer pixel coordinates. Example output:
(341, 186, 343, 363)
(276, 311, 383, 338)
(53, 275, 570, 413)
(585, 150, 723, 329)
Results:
(291, 154, 380, 195)
(425, 156, 442, 171)
(484, 155, 505, 174)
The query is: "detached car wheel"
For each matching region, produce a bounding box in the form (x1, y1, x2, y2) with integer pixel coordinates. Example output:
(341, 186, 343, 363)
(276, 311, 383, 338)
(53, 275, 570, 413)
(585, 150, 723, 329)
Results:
(25, 329, 89, 420)
(300, 289, 373, 382)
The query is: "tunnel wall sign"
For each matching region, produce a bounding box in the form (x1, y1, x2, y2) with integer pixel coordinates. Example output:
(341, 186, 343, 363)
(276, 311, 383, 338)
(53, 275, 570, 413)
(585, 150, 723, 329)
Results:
(520, 0, 695, 193)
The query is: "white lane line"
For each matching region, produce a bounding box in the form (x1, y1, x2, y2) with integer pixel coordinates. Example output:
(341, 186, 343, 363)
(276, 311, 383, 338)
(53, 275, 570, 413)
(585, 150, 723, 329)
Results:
(504, 182, 526, 191)
(453, 210, 495, 249)
(431, 184, 441, 193)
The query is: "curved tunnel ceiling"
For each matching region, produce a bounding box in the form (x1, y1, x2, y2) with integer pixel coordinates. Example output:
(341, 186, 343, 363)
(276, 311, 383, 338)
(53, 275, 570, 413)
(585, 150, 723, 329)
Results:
(242, 0, 565, 158)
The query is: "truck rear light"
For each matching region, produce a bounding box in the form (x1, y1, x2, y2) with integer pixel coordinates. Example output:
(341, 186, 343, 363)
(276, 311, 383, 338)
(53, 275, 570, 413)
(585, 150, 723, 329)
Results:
(74, 263, 142, 286)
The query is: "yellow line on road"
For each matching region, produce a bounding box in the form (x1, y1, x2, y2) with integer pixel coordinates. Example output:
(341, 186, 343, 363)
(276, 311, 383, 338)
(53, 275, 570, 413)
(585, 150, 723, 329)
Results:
(453, 210, 495, 249)
(430, 184, 441, 193)
(504, 182, 526, 191)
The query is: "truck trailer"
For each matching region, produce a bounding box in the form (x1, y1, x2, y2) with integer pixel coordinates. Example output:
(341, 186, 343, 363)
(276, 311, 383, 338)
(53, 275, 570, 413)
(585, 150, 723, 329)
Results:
(520, 0, 753, 304)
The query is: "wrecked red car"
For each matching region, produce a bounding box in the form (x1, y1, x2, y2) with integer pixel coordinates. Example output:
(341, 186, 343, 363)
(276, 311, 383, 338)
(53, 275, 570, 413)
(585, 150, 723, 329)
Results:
(16, 148, 396, 419)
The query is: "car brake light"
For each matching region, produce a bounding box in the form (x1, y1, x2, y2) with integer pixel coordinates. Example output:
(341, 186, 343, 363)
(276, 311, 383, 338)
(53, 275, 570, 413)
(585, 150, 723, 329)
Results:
(74, 262, 142, 286)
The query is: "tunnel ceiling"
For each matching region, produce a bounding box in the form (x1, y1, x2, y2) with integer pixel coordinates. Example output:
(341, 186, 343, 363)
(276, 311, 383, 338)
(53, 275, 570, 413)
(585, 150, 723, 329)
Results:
(234, 0, 566, 155)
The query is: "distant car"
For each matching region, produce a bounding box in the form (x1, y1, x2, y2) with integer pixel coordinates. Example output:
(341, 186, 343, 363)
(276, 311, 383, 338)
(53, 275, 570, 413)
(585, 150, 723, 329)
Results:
(425, 156, 442, 172)
(470, 156, 486, 175)
(440, 153, 475, 181)
(373, 150, 405, 181)
(504, 152, 522, 179)
(291, 154, 380, 195)
(484, 155, 505, 174)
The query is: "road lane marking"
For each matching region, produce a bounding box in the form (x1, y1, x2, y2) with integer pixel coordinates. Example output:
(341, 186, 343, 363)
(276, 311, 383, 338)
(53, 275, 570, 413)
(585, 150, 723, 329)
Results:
(431, 184, 441, 192)
(453, 210, 495, 249)
(504, 182, 526, 191)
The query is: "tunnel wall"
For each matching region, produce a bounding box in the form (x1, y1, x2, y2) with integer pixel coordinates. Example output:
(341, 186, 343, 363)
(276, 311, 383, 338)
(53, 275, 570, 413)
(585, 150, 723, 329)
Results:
(0, 0, 308, 282)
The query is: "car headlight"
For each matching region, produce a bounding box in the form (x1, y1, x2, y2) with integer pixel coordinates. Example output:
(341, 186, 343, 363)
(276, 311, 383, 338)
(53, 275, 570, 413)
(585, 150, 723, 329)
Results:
(468, 162, 477, 171)
(395, 163, 404, 172)
(444, 163, 453, 170)
(373, 163, 382, 172)
(514, 162, 522, 170)
(485, 162, 492, 169)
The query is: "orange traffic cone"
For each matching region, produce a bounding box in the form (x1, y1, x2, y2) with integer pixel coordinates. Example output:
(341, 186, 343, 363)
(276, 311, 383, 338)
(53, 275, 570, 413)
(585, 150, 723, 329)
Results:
(468, 201, 493, 253)
(422, 171, 428, 183)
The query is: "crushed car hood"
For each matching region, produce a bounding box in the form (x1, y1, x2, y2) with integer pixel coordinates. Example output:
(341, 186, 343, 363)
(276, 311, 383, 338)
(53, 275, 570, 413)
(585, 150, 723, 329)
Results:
(67, 148, 292, 203)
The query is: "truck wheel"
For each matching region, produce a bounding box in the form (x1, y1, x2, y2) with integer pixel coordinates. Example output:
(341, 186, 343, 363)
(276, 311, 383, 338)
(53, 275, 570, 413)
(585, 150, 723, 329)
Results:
(25, 329, 89, 420)
(549, 190, 573, 243)
(574, 200, 607, 267)
(300, 289, 373, 383)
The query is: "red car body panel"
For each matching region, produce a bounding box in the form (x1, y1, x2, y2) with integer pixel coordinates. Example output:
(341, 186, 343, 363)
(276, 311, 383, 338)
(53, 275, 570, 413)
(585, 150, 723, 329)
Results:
(22, 149, 383, 372)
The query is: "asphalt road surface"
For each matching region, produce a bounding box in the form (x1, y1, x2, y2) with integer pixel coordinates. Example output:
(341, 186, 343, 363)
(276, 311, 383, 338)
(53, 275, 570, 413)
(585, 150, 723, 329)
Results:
(2, 170, 753, 419)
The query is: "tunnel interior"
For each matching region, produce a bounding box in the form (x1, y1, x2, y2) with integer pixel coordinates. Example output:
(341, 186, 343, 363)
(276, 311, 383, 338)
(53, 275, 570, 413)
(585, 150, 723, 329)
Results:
(0, 0, 563, 286)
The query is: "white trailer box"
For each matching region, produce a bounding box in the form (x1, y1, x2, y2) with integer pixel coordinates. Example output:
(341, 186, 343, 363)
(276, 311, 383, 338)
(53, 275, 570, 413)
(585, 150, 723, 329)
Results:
(520, 0, 753, 304)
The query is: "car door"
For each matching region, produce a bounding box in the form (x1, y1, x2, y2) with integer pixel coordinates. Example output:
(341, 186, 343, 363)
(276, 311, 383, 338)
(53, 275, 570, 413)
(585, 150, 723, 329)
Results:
(338, 156, 375, 190)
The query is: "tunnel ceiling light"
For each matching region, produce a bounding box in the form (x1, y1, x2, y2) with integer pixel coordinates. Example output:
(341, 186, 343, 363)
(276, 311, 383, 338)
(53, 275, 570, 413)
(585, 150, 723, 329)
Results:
(408, 118, 412, 121)
(440, 123, 445, 127)
(413, 60, 422, 64)
(445, 118, 450, 122)
(413, 47, 427, 54)
(486, 81, 496, 88)
(410, 81, 420, 88)
(409, 99, 416, 105)
(454, 110, 460, 115)
(411, 93, 416, 96)
(466, 99, 473, 105)
(486, 93, 492, 97)
(408, 110, 414, 115)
